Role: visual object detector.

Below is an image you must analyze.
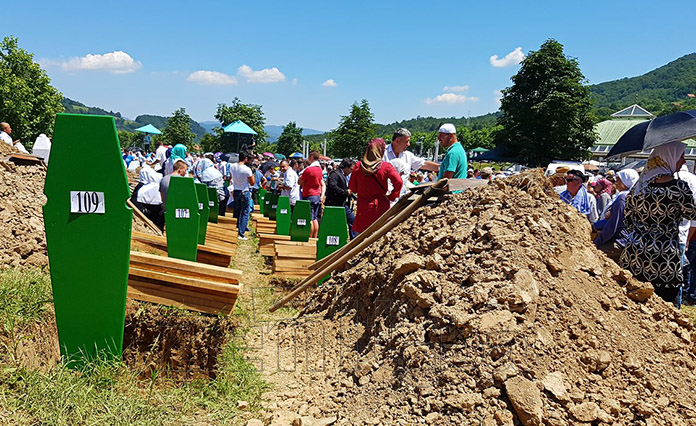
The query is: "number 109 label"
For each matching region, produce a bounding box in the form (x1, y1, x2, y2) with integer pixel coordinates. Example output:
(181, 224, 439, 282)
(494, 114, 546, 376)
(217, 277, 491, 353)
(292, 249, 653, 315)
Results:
(70, 191, 105, 214)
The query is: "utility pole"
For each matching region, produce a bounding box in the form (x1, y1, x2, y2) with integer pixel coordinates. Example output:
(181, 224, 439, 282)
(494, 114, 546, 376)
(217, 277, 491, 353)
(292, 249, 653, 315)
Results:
(323, 138, 327, 157)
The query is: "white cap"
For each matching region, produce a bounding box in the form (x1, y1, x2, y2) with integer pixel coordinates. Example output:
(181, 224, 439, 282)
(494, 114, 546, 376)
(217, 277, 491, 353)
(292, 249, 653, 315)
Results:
(438, 123, 456, 134)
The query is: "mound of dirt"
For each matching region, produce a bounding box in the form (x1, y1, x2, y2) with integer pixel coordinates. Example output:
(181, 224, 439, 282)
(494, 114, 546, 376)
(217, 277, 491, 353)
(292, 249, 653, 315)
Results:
(0, 143, 49, 267)
(258, 170, 696, 425)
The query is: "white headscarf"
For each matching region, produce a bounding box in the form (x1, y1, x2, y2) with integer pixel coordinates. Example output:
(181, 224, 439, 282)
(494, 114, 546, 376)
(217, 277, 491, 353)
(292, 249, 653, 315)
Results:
(616, 169, 639, 193)
(633, 141, 686, 194)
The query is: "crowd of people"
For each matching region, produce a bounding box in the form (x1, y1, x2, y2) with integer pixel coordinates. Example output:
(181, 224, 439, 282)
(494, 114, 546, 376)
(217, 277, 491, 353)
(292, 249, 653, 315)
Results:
(128, 123, 469, 244)
(552, 141, 696, 309)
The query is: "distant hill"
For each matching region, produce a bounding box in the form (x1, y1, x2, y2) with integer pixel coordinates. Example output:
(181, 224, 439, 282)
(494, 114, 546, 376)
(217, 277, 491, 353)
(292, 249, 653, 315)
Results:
(264, 125, 325, 142)
(60, 98, 207, 141)
(589, 53, 696, 119)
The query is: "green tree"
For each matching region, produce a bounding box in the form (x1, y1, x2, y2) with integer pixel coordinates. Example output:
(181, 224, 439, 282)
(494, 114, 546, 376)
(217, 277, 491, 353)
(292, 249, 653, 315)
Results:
(161, 107, 195, 148)
(0, 36, 64, 149)
(495, 39, 596, 166)
(214, 97, 268, 153)
(331, 99, 376, 159)
(276, 122, 303, 156)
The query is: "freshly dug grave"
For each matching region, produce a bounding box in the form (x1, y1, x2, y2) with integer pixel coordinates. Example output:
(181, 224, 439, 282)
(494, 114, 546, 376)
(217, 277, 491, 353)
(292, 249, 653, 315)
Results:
(3, 300, 235, 381)
(123, 303, 236, 381)
(257, 170, 696, 425)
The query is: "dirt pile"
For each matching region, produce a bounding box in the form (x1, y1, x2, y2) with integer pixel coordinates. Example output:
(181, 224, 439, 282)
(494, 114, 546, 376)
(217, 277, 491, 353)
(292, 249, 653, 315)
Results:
(260, 170, 696, 425)
(0, 143, 49, 267)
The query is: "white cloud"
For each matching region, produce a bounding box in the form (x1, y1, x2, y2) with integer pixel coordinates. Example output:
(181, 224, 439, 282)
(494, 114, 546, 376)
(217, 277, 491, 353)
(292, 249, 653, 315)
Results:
(60, 50, 142, 74)
(489, 47, 525, 67)
(186, 70, 238, 85)
(237, 64, 286, 83)
(425, 93, 479, 104)
(494, 89, 503, 106)
(292, 78, 298, 85)
(443, 85, 469, 93)
(322, 79, 337, 87)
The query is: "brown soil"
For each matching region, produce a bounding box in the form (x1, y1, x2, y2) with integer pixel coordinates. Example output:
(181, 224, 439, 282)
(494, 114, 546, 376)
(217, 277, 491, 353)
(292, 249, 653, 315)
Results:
(249, 170, 696, 425)
(0, 142, 49, 267)
(2, 300, 235, 381)
(122, 303, 236, 381)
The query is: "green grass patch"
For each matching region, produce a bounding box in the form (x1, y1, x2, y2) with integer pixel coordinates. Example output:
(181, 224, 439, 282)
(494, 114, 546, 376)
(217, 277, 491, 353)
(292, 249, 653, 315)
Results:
(0, 268, 268, 425)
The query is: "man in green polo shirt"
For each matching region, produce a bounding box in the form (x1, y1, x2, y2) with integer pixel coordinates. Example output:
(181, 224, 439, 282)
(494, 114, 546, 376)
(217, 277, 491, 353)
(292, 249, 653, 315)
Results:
(437, 123, 468, 179)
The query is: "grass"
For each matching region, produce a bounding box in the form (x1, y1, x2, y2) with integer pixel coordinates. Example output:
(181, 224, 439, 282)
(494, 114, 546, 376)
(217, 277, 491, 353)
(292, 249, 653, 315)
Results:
(0, 259, 270, 424)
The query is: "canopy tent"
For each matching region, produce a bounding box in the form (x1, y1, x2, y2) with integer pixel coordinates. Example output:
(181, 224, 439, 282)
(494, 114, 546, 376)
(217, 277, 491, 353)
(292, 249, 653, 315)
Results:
(222, 120, 258, 153)
(134, 124, 162, 135)
(471, 147, 490, 153)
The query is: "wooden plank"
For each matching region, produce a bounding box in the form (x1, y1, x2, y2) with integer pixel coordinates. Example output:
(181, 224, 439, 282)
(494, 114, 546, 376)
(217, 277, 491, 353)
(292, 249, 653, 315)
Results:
(128, 267, 240, 294)
(129, 251, 242, 281)
(134, 231, 234, 256)
(129, 278, 236, 305)
(127, 287, 231, 315)
(131, 239, 167, 256)
(273, 259, 315, 269)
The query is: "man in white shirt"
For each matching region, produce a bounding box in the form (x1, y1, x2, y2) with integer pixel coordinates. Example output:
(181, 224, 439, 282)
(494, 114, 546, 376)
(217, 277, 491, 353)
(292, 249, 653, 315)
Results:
(229, 151, 255, 240)
(279, 159, 300, 208)
(154, 142, 168, 173)
(383, 128, 439, 182)
(0, 122, 28, 153)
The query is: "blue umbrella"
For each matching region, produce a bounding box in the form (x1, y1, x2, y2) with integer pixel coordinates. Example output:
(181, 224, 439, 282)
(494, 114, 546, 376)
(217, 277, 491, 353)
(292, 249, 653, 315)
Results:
(607, 109, 696, 159)
(290, 152, 303, 158)
(134, 124, 162, 135)
(274, 153, 286, 160)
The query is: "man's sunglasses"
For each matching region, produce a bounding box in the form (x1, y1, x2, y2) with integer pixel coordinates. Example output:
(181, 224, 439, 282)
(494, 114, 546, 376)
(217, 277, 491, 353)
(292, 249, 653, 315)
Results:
(565, 177, 582, 182)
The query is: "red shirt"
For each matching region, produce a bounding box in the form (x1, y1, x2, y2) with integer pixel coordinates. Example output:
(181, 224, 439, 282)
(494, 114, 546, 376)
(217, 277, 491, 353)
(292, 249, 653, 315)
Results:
(349, 162, 403, 233)
(301, 165, 323, 197)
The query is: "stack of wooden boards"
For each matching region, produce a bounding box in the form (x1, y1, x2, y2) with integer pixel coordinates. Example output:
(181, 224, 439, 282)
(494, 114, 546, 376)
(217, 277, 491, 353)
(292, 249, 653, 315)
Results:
(272, 239, 318, 278)
(252, 213, 276, 234)
(127, 251, 242, 315)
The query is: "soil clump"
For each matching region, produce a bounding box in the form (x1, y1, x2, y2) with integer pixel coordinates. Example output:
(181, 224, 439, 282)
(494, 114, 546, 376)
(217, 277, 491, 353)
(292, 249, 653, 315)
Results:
(252, 170, 696, 425)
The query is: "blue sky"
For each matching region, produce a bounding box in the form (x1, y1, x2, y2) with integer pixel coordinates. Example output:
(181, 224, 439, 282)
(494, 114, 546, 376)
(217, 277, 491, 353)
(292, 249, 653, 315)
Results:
(7, 0, 696, 131)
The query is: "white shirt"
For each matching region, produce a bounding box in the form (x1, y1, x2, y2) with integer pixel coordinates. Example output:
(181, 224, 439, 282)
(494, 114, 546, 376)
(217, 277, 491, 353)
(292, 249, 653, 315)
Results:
(282, 168, 300, 205)
(0, 131, 12, 146)
(383, 144, 425, 176)
(154, 145, 168, 171)
(229, 162, 253, 191)
(676, 168, 696, 246)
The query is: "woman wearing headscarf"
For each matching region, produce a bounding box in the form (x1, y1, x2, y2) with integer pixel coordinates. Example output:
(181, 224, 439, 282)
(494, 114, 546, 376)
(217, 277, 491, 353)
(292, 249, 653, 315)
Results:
(620, 141, 696, 306)
(163, 144, 187, 176)
(193, 153, 229, 216)
(348, 138, 403, 234)
(135, 165, 164, 230)
(593, 168, 639, 261)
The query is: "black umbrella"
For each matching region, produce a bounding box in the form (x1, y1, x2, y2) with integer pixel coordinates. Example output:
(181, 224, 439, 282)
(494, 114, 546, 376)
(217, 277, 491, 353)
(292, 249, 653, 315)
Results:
(220, 152, 239, 163)
(606, 121, 649, 160)
(260, 161, 279, 174)
(607, 109, 696, 159)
